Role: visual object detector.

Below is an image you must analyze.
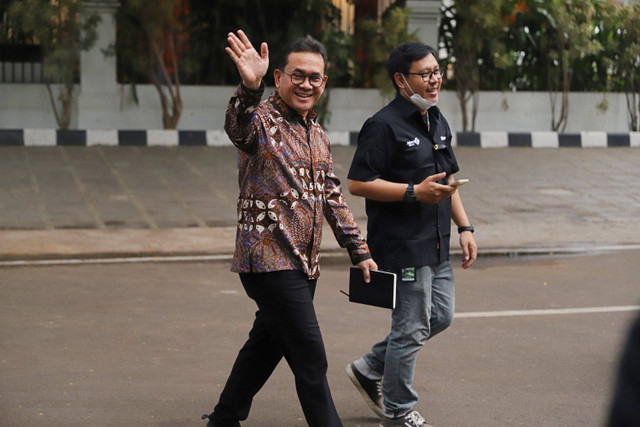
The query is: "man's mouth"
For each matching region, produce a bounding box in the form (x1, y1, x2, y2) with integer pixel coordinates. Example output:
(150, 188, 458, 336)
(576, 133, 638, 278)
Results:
(296, 92, 313, 99)
(425, 87, 439, 96)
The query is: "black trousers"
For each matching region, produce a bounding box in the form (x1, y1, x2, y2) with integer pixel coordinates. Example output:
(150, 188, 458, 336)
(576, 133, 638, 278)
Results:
(210, 270, 342, 427)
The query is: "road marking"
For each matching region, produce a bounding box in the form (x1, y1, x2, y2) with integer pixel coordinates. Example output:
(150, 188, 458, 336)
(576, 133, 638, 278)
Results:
(456, 306, 640, 318)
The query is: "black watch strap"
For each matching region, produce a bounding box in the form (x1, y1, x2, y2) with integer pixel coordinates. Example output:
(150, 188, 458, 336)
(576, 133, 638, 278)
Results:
(458, 225, 474, 234)
(403, 183, 417, 202)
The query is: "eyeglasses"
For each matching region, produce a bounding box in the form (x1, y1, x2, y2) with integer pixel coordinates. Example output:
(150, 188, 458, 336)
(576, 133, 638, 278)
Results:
(283, 71, 326, 88)
(405, 69, 444, 82)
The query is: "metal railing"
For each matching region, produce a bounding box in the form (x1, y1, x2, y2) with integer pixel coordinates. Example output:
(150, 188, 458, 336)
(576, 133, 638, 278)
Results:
(1, 0, 45, 83)
(0, 43, 45, 83)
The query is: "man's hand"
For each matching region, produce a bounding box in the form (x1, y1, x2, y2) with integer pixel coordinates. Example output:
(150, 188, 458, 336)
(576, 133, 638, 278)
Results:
(414, 172, 457, 203)
(459, 231, 477, 269)
(356, 258, 379, 283)
(225, 30, 269, 90)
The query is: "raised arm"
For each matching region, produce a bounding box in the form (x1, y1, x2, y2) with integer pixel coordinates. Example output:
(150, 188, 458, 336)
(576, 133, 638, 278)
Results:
(224, 30, 270, 152)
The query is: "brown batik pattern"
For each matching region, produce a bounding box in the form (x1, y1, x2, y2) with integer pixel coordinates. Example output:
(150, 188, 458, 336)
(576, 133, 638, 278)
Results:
(224, 84, 370, 279)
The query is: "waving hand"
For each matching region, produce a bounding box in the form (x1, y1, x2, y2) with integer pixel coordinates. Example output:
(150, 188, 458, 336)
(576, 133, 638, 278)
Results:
(225, 30, 269, 91)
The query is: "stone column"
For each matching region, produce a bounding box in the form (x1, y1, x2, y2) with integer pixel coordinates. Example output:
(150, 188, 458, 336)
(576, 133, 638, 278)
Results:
(407, 0, 441, 47)
(77, 0, 120, 130)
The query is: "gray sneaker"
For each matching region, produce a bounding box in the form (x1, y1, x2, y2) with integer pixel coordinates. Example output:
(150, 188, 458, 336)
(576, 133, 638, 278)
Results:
(346, 363, 383, 417)
(379, 410, 432, 427)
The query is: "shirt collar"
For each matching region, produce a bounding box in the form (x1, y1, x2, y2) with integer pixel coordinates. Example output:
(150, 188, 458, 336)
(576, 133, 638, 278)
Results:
(392, 93, 442, 122)
(268, 90, 318, 125)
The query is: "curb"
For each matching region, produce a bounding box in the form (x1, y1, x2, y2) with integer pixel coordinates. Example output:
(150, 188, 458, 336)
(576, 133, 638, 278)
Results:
(0, 129, 352, 147)
(3, 243, 640, 268)
(1, 129, 639, 147)
(454, 131, 640, 148)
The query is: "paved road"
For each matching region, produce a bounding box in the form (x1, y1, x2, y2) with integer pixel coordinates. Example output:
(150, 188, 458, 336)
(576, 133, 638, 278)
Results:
(2, 145, 640, 426)
(1, 250, 639, 426)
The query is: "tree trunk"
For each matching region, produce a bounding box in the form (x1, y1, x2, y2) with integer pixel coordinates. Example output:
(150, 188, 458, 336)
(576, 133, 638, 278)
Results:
(457, 87, 469, 132)
(549, 38, 570, 132)
(470, 73, 479, 132)
(624, 84, 639, 132)
(45, 83, 73, 130)
(454, 52, 479, 132)
(149, 32, 183, 130)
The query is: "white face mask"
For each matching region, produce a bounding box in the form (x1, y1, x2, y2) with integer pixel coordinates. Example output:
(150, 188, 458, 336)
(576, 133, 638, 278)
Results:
(401, 74, 437, 111)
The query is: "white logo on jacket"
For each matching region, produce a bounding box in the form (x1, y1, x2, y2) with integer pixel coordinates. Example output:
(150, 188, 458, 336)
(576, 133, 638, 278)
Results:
(406, 137, 420, 147)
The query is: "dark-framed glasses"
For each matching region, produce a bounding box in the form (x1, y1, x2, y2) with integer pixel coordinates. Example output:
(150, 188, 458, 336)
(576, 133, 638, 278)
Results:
(283, 71, 326, 88)
(405, 69, 444, 82)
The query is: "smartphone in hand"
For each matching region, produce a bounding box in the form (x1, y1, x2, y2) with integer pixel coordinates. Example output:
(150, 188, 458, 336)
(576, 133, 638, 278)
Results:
(449, 179, 469, 188)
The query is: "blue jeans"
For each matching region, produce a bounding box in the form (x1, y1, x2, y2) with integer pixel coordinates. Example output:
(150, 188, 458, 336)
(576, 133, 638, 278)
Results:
(355, 261, 455, 418)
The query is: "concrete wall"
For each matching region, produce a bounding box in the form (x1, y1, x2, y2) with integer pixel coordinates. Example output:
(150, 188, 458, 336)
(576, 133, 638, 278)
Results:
(2, 0, 634, 135)
(0, 82, 633, 133)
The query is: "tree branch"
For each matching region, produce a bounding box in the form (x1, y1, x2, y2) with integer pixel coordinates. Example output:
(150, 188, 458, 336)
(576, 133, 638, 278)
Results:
(45, 83, 64, 129)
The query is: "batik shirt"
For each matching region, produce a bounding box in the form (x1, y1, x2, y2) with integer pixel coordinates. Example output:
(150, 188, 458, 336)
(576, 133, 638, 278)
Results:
(224, 83, 371, 279)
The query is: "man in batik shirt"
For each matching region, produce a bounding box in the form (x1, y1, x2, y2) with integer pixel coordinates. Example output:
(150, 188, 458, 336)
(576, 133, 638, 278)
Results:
(202, 30, 377, 427)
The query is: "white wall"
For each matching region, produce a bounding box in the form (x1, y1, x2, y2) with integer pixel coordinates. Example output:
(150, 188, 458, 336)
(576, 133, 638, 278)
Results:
(314, 89, 631, 133)
(438, 91, 629, 133)
(0, 82, 633, 133)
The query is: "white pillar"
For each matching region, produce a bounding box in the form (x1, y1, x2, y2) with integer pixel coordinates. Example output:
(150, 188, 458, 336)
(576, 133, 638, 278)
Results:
(407, 0, 441, 47)
(78, 0, 120, 129)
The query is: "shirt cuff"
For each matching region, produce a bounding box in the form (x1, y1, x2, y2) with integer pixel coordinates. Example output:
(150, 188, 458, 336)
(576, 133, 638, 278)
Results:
(238, 81, 265, 105)
(349, 250, 372, 266)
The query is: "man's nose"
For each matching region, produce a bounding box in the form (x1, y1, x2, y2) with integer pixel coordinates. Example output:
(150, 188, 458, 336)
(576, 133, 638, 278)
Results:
(299, 77, 314, 88)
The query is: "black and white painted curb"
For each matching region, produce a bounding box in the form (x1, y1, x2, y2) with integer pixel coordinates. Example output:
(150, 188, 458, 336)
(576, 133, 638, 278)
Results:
(1, 129, 639, 147)
(454, 131, 640, 148)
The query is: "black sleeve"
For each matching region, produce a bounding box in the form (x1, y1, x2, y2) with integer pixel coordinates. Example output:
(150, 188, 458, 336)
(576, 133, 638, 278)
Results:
(443, 124, 459, 176)
(347, 118, 397, 182)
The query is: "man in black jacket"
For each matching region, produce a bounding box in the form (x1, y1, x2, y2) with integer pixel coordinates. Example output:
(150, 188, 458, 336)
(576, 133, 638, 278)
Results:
(346, 41, 477, 427)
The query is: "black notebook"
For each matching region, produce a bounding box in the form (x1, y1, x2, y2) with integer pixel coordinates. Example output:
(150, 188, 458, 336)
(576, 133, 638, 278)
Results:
(347, 267, 397, 310)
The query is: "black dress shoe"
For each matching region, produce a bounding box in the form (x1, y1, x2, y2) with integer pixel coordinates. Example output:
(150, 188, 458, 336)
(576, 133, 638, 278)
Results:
(201, 413, 241, 427)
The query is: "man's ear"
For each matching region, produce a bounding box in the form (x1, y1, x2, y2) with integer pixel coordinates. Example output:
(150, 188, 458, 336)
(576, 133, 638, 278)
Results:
(274, 69, 282, 89)
(394, 72, 406, 90)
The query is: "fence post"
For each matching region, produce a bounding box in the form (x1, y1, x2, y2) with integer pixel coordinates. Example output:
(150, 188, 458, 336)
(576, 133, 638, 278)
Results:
(406, 0, 441, 46)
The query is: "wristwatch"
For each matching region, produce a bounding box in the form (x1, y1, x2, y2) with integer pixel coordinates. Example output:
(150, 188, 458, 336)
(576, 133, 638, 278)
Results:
(403, 183, 417, 202)
(458, 225, 475, 234)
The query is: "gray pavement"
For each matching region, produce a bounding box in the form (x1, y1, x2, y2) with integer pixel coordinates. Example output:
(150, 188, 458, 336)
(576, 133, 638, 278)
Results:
(2, 145, 640, 260)
(1, 251, 639, 427)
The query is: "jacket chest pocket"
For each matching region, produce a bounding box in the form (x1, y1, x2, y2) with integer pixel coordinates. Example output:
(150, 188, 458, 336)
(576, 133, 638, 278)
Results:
(397, 139, 436, 178)
(434, 143, 456, 175)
